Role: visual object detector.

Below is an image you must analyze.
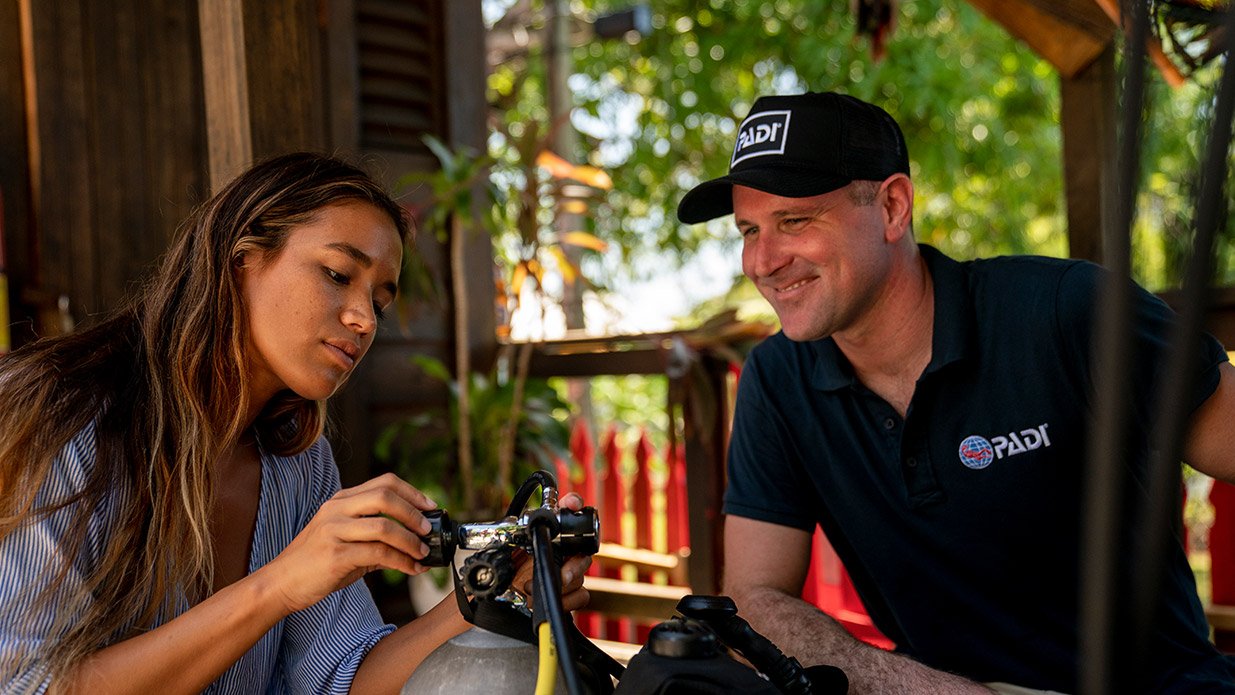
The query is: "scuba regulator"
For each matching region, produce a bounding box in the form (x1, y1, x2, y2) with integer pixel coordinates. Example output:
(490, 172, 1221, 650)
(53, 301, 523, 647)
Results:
(404, 470, 847, 695)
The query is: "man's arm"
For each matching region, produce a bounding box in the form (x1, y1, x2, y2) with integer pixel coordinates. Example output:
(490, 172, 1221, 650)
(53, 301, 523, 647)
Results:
(1185, 362, 1235, 484)
(723, 515, 991, 694)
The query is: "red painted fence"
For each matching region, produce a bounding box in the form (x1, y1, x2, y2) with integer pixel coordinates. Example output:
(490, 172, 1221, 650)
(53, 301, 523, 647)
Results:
(565, 414, 890, 649)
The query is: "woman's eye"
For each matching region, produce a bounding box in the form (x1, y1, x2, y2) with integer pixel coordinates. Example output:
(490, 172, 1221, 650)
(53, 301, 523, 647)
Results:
(373, 302, 387, 321)
(324, 268, 349, 284)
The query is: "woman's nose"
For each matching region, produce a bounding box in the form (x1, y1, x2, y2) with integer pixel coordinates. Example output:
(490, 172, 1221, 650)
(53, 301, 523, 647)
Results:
(342, 300, 377, 336)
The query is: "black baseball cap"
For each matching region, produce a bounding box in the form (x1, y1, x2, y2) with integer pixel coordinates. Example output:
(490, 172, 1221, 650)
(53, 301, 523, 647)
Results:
(676, 92, 910, 224)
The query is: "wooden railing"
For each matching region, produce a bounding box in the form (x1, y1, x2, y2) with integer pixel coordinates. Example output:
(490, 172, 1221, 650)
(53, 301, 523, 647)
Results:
(523, 329, 893, 652)
(523, 332, 728, 643)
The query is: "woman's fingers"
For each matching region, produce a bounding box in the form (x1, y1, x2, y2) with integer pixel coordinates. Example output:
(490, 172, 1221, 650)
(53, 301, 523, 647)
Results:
(334, 515, 430, 561)
(325, 477, 436, 535)
(332, 473, 437, 518)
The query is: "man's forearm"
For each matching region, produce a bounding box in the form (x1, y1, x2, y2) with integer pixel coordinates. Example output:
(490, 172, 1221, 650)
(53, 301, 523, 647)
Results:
(736, 586, 991, 694)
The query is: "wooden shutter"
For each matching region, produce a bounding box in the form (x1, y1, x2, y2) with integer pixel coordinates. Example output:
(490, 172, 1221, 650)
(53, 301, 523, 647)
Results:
(355, 0, 446, 154)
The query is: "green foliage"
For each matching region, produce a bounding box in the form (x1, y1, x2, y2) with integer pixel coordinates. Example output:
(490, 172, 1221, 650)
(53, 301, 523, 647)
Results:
(374, 355, 573, 516)
(491, 0, 1068, 286)
(488, 0, 1232, 297)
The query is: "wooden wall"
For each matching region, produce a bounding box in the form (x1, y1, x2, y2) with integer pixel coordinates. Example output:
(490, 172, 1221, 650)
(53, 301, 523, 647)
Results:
(2, 0, 207, 336)
(0, 0, 496, 491)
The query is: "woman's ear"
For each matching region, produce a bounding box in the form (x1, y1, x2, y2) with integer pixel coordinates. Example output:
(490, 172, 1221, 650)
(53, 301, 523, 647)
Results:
(881, 174, 914, 243)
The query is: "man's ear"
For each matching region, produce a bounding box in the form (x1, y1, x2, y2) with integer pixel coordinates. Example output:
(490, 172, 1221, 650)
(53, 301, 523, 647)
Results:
(881, 174, 914, 243)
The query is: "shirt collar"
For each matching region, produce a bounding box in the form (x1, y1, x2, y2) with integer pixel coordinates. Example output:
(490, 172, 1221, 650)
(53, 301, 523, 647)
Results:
(809, 244, 975, 392)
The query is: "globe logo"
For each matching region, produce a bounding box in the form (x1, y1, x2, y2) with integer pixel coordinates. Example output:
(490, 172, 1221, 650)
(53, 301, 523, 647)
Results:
(958, 435, 994, 469)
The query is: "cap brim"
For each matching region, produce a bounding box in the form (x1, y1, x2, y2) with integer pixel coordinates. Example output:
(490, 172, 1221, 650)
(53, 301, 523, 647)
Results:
(676, 167, 853, 224)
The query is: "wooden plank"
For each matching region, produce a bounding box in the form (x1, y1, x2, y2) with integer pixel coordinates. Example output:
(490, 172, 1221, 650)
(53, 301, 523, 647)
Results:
(198, 0, 252, 193)
(527, 348, 666, 378)
(137, 0, 207, 252)
(323, 0, 361, 151)
(587, 638, 642, 665)
(242, 0, 326, 159)
(82, 0, 147, 311)
(1061, 42, 1117, 263)
(25, 0, 97, 326)
(965, 0, 1113, 78)
(442, 0, 495, 371)
(583, 575, 689, 621)
(0, 0, 35, 344)
(356, 0, 431, 26)
(594, 542, 688, 586)
(362, 104, 435, 131)
(1207, 604, 1235, 632)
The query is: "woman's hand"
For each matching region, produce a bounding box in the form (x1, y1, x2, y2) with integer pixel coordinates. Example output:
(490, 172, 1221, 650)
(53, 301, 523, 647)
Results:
(513, 492, 593, 612)
(259, 473, 437, 613)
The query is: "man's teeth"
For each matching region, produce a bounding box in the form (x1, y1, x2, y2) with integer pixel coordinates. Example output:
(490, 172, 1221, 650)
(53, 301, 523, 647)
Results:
(780, 279, 810, 292)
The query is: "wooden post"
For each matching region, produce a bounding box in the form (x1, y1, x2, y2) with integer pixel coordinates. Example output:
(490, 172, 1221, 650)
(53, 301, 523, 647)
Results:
(680, 354, 728, 595)
(1061, 42, 1118, 263)
(197, 0, 326, 193)
(197, 0, 252, 193)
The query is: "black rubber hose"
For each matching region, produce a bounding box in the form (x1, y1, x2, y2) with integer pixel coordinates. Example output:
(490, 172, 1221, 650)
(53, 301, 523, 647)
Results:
(1131, 1, 1235, 680)
(507, 470, 559, 517)
(532, 521, 584, 695)
(1079, 1, 1152, 693)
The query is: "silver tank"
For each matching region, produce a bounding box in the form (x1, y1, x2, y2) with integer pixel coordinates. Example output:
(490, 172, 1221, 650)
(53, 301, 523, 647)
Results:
(401, 627, 567, 694)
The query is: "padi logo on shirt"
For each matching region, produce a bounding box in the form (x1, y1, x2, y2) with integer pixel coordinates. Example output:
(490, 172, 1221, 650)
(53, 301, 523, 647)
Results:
(731, 110, 792, 166)
(957, 423, 1052, 470)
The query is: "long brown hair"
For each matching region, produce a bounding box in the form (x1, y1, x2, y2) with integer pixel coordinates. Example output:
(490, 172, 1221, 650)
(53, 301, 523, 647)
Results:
(0, 153, 411, 687)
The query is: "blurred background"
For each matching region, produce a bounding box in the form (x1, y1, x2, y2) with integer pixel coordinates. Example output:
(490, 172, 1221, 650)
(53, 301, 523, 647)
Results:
(2, 0, 1233, 649)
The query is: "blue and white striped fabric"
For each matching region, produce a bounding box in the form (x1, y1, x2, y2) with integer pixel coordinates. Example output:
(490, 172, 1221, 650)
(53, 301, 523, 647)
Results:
(0, 423, 396, 694)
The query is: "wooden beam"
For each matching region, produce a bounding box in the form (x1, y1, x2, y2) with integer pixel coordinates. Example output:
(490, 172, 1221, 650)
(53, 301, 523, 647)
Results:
(198, 0, 252, 193)
(0, 0, 34, 345)
(527, 348, 665, 377)
(966, 0, 1115, 78)
(199, 0, 326, 194)
(1061, 42, 1118, 263)
(583, 575, 689, 621)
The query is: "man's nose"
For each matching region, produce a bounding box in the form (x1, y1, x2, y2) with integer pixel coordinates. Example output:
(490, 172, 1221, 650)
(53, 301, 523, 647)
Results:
(744, 233, 790, 279)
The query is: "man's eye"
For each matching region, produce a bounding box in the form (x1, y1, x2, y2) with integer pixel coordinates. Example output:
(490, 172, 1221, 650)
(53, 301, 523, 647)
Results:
(325, 268, 349, 284)
(740, 226, 758, 238)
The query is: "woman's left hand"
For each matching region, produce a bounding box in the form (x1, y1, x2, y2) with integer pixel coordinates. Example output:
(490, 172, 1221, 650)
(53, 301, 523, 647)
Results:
(512, 492, 592, 612)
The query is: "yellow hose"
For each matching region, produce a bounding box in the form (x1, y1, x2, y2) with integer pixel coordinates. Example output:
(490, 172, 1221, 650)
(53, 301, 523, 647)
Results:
(535, 621, 558, 695)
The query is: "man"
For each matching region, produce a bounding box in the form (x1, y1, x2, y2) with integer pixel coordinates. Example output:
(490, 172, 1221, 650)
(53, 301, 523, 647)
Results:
(677, 92, 1235, 693)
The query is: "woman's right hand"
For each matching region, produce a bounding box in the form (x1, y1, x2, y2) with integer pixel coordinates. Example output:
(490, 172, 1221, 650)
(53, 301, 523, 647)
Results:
(259, 473, 437, 613)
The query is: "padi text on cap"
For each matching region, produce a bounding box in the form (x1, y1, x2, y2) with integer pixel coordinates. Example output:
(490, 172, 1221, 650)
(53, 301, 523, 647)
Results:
(676, 92, 909, 224)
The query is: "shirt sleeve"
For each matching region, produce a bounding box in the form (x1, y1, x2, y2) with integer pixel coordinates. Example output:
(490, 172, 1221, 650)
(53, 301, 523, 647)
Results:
(723, 348, 817, 531)
(0, 425, 103, 694)
(275, 439, 396, 694)
(1055, 263, 1230, 461)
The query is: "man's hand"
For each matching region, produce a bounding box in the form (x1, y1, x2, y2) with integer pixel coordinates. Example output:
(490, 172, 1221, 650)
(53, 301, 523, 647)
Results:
(725, 516, 992, 694)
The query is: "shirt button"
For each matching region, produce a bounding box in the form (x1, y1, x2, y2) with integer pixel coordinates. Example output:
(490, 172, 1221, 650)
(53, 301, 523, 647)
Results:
(883, 418, 896, 430)
(906, 457, 918, 468)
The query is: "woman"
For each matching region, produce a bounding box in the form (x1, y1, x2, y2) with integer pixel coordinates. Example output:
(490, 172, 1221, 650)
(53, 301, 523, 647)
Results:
(0, 153, 590, 693)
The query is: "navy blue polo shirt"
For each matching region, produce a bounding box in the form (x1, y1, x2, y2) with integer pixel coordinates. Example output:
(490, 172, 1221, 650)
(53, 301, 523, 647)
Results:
(726, 245, 1234, 692)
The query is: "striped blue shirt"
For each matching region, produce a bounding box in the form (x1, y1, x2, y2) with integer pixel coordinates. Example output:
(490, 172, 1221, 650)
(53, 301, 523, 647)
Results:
(0, 423, 396, 693)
